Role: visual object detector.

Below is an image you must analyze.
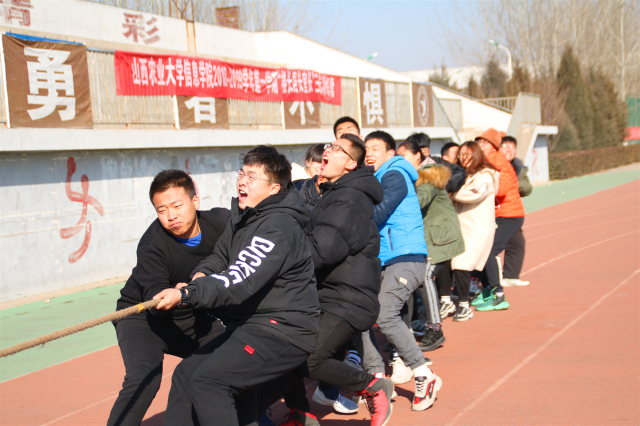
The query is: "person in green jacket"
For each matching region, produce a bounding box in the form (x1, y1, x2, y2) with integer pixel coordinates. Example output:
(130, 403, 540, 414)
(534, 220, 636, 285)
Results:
(500, 136, 532, 287)
(397, 140, 465, 349)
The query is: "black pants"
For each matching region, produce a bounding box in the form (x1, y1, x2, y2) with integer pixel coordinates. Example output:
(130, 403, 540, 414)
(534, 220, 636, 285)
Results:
(107, 313, 225, 426)
(481, 216, 525, 292)
(503, 227, 526, 279)
(164, 324, 309, 426)
(437, 260, 472, 302)
(259, 312, 375, 413)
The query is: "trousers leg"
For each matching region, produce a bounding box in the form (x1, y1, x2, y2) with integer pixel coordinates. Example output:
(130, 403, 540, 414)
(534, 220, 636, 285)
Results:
(189, 326, 308, 426)
(484, 217, 525, 292)
(108, 315, 167, 426)
(352, 329, 385, 375)
(436, 260, 453, 297)
(377, 262, 427, 370)
(453, 270, 471, 302)
(503, 227, 526, 279)
(418, 260, 442, 325)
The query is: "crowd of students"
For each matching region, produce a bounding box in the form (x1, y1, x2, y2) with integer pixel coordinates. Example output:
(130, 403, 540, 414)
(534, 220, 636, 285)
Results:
(107, 116, 533, 426)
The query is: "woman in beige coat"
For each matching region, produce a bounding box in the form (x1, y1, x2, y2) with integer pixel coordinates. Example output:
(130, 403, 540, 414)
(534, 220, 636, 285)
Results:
(439, 141, 498, 321)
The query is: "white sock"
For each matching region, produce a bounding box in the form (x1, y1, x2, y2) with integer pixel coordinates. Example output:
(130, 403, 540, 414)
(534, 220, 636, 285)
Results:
(413, 363, 433, 380)
(460, 301, 470, 308)
(441, 295, 451, 303)
(374, 372, 385, 378)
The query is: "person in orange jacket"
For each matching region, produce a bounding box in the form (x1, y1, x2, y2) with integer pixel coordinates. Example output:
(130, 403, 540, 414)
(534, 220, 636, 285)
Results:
(473, 128, 525, 311)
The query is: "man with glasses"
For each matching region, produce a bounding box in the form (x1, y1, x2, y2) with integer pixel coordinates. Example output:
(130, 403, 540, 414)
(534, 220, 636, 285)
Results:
(499, 136, 532, 287)
(154, 145, 321, 426)
(473, 128, 525, 311)
(257, 134, 395, 426)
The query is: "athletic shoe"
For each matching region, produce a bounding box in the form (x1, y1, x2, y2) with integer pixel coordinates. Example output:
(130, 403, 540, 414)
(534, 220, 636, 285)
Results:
(471, 286, 492, 306)
(502, 278, 530, 287)
(353, 386, 397, 404)
(411, 320, 426, 337)
(357, 377, 394, 426)
(259, 411, 276, 426)
(280, 409, 320, 426)
(476, 292, 510, 311)
(390, 357, 413, 384)
(411, 374, 443, 411)
(419, 328, 446, 352)
(312, 385, 359, 414)
(440, 300, 456, 318)
(453, 305, 474, 322)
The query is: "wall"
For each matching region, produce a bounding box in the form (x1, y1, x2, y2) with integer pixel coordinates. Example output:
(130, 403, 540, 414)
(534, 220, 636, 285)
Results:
(0, 143, 311, 302)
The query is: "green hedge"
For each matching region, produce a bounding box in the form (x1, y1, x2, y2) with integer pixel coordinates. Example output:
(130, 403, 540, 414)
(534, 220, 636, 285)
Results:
(549, 145, 640, 180)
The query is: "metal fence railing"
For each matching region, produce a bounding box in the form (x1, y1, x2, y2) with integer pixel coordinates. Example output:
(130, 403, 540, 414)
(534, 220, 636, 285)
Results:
(482, 97, 517, 111)
(320, 77, 358, 128)
(385, 82, 411, 128)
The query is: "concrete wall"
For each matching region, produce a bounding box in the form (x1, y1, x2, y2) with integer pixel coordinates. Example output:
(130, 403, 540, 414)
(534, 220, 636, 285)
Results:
(0, 143, 311, 302)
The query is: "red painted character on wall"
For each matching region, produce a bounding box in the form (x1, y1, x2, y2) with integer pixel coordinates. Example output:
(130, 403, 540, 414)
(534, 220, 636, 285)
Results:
(60, 157, 104, 263)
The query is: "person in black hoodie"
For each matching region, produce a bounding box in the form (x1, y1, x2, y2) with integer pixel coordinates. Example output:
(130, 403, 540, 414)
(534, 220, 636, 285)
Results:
(109, 170, 229, 426)
(258, 134, 394, 426)
(153, 146, 320, 426)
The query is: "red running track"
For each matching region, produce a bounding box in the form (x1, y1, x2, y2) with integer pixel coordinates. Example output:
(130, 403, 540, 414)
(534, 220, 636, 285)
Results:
(1, 181, 638, 426)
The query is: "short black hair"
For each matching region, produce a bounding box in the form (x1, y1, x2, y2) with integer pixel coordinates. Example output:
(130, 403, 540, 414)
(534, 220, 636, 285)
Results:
(397, 139, 426, 162)
(340, 133, 366, 168)
(502, 136, 517, 146)
(441, 141, 460, 157)
(305, 143, 325, 164)
(406, 132, 431, 149)
(333, 116, 360, 137)
(149, 170, 196, 202)
(243, 145, 292, 190)
(364, 130, 396, 152)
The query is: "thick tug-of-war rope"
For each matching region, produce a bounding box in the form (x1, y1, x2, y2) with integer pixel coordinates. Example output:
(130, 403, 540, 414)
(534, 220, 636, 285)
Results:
(0, 299, 161, 358)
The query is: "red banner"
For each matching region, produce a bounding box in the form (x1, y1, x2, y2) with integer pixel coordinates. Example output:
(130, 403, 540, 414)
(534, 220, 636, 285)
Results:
(115, 50, 341, 105)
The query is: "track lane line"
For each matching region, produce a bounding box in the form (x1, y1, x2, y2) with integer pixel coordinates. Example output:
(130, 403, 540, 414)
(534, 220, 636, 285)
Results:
(444, 268, 640, 426)
(526, 215, 639, 243)
(521, 230, 639, 277)
(526, 205, 639, 228)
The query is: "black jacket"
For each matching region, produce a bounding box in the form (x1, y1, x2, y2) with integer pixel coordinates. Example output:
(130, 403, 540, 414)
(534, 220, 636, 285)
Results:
(294, 176, 321, 210)
(433, 156, 466, 193)
(116, 208, 231, 330)
(307, 167, 384, 332)
(188, 189, 320, 353)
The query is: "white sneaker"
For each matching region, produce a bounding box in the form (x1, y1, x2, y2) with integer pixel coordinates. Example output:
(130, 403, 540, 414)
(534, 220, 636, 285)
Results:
(312, 386, 359, 414)
(390, 358, 413, 384)
(502, 278, 530, 287)
(440, 299, 456, 318)
(412, 374, 443, 411)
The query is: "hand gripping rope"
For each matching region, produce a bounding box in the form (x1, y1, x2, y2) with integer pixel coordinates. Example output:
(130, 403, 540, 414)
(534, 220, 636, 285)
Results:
(0, 299, 161, 358)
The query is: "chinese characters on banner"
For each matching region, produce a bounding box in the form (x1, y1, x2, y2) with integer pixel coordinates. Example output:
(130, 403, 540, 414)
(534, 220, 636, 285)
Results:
(359, 78, 386, 128)
(1, 0, 33, 27)
(114, 50, 342, 105)
(177, 96, 229, 129)
(2, 35, 93, 128)
(284, 101, 320, 129)
(122, 12, 161, 45)
(411, 83, 434, 127)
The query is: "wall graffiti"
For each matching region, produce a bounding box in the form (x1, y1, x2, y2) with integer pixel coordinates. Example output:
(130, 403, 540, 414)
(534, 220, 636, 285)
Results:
(60, 157, 104, 263)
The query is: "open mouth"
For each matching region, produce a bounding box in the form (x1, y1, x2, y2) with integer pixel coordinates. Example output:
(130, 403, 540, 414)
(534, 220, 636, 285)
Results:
(365, 159, 376, 166)
(238, 189, 248, 201)
(320, 156, 329, 170)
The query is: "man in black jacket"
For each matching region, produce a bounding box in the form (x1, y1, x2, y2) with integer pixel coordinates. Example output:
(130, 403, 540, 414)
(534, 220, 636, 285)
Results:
(153, 146, 320, 426)
(259, 134, 394, 426)
(109, 170, 230, 426)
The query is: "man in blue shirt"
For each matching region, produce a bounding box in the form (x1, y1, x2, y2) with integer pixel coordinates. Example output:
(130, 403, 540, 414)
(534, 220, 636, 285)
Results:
(361, 131, 442, 412)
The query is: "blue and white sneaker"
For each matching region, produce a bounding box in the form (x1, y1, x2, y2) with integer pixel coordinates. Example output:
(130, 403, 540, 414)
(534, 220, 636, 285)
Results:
(312, 385, 359, 414)
(258, 410, 276, 426)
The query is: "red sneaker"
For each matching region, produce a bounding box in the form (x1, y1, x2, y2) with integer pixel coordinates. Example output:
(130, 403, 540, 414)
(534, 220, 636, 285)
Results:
(280, 409, 320, 426)
(357, 377, 394, 426)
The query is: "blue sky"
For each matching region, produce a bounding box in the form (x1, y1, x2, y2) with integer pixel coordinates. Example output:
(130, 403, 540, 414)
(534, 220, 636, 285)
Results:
(308, 0, 472, 72)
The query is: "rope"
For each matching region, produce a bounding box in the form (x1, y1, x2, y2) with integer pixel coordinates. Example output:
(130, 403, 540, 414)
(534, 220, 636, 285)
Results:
(0, 299, 161, 358)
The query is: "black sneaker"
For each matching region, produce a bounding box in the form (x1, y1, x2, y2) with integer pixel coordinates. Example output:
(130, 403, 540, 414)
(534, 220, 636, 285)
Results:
(418, 328, 446, 352)
(453, 305, 474, 321)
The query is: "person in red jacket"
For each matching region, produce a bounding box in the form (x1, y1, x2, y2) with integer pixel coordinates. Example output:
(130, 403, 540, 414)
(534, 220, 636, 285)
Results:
(473, 128, 525, 311)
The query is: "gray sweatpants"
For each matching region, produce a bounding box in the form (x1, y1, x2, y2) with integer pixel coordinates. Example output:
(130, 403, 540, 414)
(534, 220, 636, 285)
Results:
(361, 262, 427, 371)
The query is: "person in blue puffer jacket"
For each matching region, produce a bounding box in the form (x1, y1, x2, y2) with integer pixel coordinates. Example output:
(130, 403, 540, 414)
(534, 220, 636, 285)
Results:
(356, 130, 441, 413)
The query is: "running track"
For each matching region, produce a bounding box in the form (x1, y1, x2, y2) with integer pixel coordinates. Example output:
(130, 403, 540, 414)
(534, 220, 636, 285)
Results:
(1, 180, 638, 425)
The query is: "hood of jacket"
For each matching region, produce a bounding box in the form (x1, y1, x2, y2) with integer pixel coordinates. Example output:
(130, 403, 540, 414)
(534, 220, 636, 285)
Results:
(323, 166, 384, 205)
(230, 187, 311, 230)
(417, 164, 451, 190)
(375, 156, 419, 183)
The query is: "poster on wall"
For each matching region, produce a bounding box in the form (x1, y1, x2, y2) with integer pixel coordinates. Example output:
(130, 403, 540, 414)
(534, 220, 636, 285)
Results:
(359, 78, 386, 128)
(411, 83, 434, 127)
(177, 96, 229, 129)
(284, 101, 320, 129)
(2, 34, 93, 128)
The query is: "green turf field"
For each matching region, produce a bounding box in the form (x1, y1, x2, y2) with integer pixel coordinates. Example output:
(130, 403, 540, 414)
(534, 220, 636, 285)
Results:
(1, 165, 638, 382)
